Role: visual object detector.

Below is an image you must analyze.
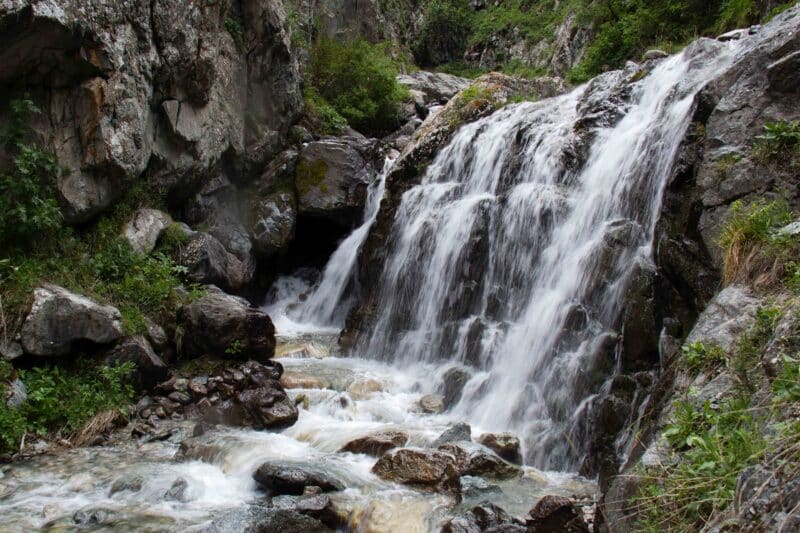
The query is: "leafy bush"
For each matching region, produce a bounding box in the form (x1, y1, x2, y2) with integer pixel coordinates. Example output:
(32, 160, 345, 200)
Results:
(754, 120, 800, 163)
(302, 87, 349, 135)
(309, 38, 409, 135)
(0, 360, 135, 454)
(0, 98, 62, 246)
(681, 341, 726, 373)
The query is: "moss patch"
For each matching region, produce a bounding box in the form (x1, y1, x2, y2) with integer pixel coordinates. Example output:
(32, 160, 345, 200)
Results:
(295, 158, 330, 196)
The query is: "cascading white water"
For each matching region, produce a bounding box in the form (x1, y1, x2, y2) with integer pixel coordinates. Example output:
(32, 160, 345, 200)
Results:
(264, 157, 394, 331)
(353, 39, 741, 470)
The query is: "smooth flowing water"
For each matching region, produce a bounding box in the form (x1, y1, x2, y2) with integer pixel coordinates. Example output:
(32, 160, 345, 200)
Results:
(352, 38, 741, 469)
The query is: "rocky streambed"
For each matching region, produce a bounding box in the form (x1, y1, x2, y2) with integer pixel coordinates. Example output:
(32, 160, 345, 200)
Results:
(0, 331, 596, 532)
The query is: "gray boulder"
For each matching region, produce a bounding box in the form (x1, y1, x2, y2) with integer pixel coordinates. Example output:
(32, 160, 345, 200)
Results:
(20, 285, 123, 356)
(177, 232, 255, 291)
(295, 137, 379, 224)
(340, 431, 409, 457)
(477, 432, 523, 465)
(371, 448, 461, 494)
(438, 442, 522, 480)
(123, 209, 172, 255)
(433, 423, 472, 446)
(396, 71, 471, 106)
(685, 285, 761, 351)
(247, 192, 296, 256)
(104, 336, 168, 391)
(177, 286, 276, 361)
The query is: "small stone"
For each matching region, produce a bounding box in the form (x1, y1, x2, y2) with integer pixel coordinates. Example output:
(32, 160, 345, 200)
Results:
(164, 478, 189, 502)
(417, 394, 444, 414)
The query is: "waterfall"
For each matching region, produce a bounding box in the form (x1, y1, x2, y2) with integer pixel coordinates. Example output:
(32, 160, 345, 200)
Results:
(266, 157, 395, 330)
(353, 39, 741, 470)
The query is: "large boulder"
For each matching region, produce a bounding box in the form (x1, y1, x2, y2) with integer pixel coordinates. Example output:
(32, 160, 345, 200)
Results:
(295, 137, 380, 225)
(477, 433, 522, 465)
(104, 335, 168, 391)
(253, 462, 344, 495)
(437, 442, 522, 480)
(20, 285, 123, 356)
(123, 209, 172, 255)
(685, 285, 761, 351)
(526, 495, 589, 532)
(340, 431, 409, 457)
(396, 71, 471, 106)
(442, 502, 526, 532)
(371, 448, 461, 494)
(176, 286, 276, 360)
(177, 231, 255, 292)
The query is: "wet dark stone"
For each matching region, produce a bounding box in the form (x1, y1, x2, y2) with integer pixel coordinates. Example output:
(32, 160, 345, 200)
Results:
(164, 478, 189, 502)
(526, 495, 589, 532)
(253, 463, 344, 495)
(433, 423, 472, 446)
(440, 367, 471, 410)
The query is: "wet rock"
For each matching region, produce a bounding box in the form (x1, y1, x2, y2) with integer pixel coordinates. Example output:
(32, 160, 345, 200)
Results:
(177, 437, 222, 462)
(438, 442, 522, 480)
(642, 49, 668, 60)
(104, 336, 168, 391)
(442, 502, 526, 532)
(526, 495, 589, 532)
(234, 386, 299, 429)
(440, 367, 471, 410)
(371, 448, 461, 494)
(177, 286, 276, 361)
(108, 475, 144, 496)
(164, 478, 189, 502)
(433, 423, 472, 446)
(123, 208, 172, 255)
(418, 394, 445, 414)
(295, 137, 380, 225)
(347, 378, 384, 399)
(294, 494, 342, 529)
(20, 284, 123, 356)
(280, 371, 326, 390)
(73, 508, 115, 526)
(253, 462, 344, 495)
(251, 508, 334, 533)
(477, 432, 522, 464)
(340, 431, 409, 457)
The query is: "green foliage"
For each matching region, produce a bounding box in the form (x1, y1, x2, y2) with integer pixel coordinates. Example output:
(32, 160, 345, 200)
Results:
(0, 360, 135, 454)
(716, 0, 760, 31)
(309, 38, 409, 135)
(225, 17, 244, 48)
(303, 87, 348, 135)
(753, 120, 800, 164)
(225, 339, 243, 356)
(0, 98, 63, 246)
(731, 306, 781, 393)
(435, 61, 488, 79)
(773, 354, 800, 402)
(681, 341, 726, 373)
(718, 198, 797, 286)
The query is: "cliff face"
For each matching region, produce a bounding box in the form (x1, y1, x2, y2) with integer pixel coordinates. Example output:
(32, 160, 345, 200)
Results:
(0, 0, 301, 224)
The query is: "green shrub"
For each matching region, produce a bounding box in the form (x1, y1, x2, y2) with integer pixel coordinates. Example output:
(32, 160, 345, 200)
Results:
(225, 16, 244, 48)
(754, 120, 800, 163)
(309, 38, 409, 135)
(303, 87, 348, 135)
(0, 98, 63, 246)
(0, 360, 135, 454)
(681, 341, 726, 373)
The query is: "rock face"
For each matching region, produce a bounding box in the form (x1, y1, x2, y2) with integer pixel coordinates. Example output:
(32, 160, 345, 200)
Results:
(20, 285, 124, 356)
(178, 232, 256, 291)
(0, 0, 301, 224)
(396, 71, 471, 106)
(295, 137, 380, 225)
(253, 462, 344, 494)
(340, 431, 408, 457)
(371, 448, 461, 494)
(176, 286, 275, 361)
(442, 502, 526, 532)
(437, 442, 522, 480)
(123, 209, 173, 255)
(247, 192, 296, 257)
